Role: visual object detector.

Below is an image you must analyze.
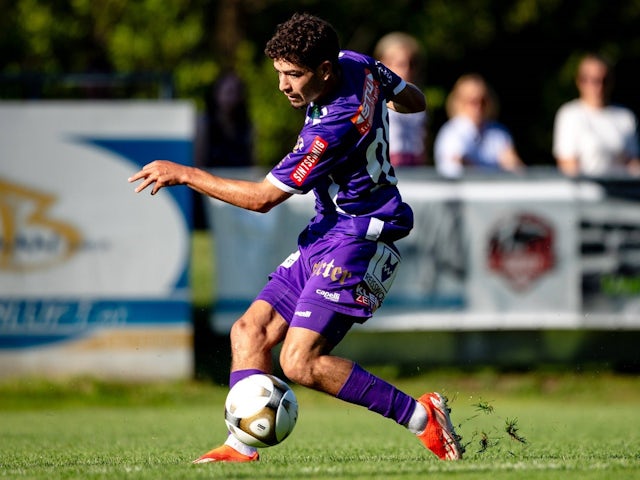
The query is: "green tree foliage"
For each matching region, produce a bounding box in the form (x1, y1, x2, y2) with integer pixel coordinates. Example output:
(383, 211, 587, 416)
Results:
(2, 0, 640, 167)
(1, 0, 217, 99)
(234, 41, 304, 167)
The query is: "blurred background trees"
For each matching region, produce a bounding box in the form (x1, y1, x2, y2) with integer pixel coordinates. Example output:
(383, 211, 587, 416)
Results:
(2, 0, 639, 168)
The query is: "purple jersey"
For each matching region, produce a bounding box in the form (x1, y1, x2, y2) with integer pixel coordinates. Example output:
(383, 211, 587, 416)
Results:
(267, 50, 414, 242)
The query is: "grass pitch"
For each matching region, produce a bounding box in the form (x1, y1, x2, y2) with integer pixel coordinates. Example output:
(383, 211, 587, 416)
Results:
(1, 370, 639, 479)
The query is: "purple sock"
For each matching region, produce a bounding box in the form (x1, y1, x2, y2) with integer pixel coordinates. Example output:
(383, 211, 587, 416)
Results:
(336, 363, 415, 426)
(229, 368, 264, 388)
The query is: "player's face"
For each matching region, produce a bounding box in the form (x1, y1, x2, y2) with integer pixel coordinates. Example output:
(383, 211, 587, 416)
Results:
(273, 59, 328, 108)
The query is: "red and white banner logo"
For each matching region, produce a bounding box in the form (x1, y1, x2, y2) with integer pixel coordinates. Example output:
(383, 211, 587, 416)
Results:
(487, 213, 555, 291)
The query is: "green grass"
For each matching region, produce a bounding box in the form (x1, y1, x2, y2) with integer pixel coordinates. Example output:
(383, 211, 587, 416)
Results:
(1, 371, 639, 479)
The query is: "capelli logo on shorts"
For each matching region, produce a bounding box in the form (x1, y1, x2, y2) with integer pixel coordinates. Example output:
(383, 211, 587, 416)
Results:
(315, 289, 340, 302)
(294, 310, 312, 318)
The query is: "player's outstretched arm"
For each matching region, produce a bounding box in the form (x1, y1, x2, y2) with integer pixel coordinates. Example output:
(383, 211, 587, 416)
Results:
(128, 160, 291, 213)
(388, 82, 426, 114)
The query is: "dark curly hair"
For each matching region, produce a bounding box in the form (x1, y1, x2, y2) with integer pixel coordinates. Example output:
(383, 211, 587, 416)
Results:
(264, 13, 340, 70)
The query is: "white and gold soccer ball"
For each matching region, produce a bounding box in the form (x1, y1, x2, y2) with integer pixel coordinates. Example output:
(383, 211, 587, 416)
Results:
(224, 374, 298, 447)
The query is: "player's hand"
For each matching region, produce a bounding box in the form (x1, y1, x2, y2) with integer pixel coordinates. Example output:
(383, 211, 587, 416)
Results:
(128, 160, 189, 195)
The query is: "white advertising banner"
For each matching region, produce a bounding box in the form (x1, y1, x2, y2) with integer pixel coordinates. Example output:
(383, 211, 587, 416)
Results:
(0, 102, 195, 379)
(205, 174, 311, 332)
(206, 171, 640, 332)
(463, 181, 581, 313)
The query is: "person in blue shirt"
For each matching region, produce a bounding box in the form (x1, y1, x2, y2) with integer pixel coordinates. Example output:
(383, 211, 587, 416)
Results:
(434, 73, 525, 178)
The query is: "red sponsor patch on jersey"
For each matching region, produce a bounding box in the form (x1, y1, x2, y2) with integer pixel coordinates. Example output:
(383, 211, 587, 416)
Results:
(350, 69, 380, 136)
(290, 136, 328, 186)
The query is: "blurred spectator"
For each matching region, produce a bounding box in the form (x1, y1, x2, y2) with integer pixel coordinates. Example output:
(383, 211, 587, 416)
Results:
(374, 32, 428, 167)
(195, 71, 254, 169)
(434, 73, 525, 178)
(552, 53, 640, 177)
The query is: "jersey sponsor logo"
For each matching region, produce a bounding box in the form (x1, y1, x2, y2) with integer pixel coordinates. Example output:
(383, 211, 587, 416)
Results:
(354, 283, 381, 311)
(363, 272, 386, 300)
(350, 69, 380, 136)
(363, 244, 401, 297)
(290, 136, 328, 186)
(315, 289, 340, 302)
(294, 310, 312, 318)
(311, 258, 353, 284)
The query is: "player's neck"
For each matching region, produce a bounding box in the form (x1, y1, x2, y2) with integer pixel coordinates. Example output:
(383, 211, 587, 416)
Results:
(315, 66, 342, 105)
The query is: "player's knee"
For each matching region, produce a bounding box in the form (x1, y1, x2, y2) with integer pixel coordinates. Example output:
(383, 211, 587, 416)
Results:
(280, 359, 310, 387)
(230, 317, 265, 351)
(279, 346, 315, 387)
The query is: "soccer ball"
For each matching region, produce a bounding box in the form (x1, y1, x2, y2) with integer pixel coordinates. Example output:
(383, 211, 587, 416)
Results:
(224, 374, 298, 448)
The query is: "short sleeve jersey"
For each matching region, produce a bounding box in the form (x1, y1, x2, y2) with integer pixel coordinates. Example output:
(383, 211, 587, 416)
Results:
(266, 50, 414, 242)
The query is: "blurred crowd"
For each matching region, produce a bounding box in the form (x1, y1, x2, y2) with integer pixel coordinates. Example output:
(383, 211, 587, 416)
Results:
(196, 35, 639, 180)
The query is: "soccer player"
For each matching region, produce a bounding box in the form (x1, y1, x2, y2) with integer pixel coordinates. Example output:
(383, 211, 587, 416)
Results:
(129, 13, 463, 462)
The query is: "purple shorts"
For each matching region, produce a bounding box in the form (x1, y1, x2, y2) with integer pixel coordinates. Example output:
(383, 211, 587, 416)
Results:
(255, 229, 401, 346)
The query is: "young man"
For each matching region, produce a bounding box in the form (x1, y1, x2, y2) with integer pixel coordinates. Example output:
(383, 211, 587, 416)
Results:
(129, 13, 463, 462)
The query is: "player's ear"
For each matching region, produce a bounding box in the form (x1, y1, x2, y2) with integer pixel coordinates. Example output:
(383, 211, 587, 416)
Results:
(318, 60, 333, 81)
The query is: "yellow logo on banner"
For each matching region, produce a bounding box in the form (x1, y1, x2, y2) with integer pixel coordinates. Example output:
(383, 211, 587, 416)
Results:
(0, 179, 82, 272)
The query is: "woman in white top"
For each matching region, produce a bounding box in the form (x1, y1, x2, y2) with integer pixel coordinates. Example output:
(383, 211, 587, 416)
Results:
(552, 53, 640, 177)
(434, 73, 525, 178)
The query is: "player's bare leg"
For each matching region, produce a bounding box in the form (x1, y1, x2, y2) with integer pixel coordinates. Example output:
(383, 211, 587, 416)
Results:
(279, 326, 462, 460)
(279, 326, 353, 395)
(193, 301, 289, 464)
(229, 300, 290, 373)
